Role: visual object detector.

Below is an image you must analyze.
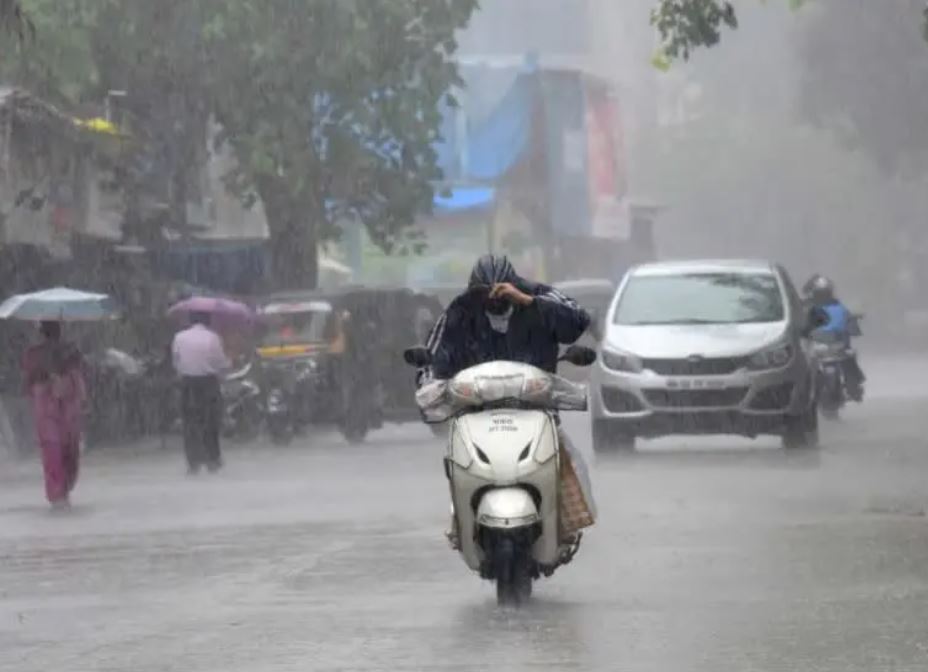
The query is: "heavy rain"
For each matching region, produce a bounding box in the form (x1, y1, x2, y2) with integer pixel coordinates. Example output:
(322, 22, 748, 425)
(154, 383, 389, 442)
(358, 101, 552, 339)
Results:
(2, 0, 928, 669)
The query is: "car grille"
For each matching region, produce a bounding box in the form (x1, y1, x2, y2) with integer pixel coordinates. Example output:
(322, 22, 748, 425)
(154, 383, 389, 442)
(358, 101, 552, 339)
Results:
(749, 382, 795, 410)
(643, 387, 749, 409)
(642, 357, 747, 376)
(601, 387, 645, 413)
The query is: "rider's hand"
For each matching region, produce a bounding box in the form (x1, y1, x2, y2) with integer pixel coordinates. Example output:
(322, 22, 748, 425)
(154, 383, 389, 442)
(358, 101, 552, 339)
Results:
(490, 282, 534, 307)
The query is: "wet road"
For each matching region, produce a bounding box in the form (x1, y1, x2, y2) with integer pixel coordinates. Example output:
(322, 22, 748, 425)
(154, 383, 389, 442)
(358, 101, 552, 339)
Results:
(2, 357, 928, 671)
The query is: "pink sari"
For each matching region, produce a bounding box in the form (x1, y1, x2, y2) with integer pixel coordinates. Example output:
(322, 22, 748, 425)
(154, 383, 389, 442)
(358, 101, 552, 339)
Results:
(22, 341, 86, 504)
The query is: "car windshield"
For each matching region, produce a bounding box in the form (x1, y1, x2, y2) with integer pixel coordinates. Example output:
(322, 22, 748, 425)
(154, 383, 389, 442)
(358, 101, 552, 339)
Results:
(260, 311, 330, 346)
(614, 272, 785, 326)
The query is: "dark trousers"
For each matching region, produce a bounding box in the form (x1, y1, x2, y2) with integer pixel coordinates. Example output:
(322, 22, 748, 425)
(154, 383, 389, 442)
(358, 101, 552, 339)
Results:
(181, 375, 222, 469)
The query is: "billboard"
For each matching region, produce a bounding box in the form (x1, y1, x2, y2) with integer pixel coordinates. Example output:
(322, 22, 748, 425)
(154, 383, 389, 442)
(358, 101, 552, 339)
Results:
(541, 71, 630, 241)
(585, 86, 630, 240)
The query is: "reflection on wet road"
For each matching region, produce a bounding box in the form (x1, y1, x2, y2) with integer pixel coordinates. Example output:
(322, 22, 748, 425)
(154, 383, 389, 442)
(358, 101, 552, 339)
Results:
(2, 357, 928, 670)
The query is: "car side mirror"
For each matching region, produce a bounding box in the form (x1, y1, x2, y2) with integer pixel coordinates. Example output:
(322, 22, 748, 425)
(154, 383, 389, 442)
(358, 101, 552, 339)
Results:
(560, 345, 597, 367)
(403, 346, 432, 367)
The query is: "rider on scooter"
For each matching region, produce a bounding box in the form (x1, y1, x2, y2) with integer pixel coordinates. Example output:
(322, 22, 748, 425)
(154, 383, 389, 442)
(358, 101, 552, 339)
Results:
(805, 275, 865, 401)
(422, 254, 595, 548)
(423, 255, 591, 379)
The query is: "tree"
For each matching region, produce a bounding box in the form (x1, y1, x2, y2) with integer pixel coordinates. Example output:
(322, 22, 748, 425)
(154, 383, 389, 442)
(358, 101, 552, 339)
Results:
(650, 0, 927, 64)
(1, 0, 477, 289)
(0, 0, 31, 41)
(201, 0, 476, 288)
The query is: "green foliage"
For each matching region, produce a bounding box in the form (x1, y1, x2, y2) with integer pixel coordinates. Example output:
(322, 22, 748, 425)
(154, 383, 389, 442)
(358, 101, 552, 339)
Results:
(650, 0, 927, 65)
(1, 0, 478, 288)
(0, 0, 32, 42)
(651, 0, 737, 62)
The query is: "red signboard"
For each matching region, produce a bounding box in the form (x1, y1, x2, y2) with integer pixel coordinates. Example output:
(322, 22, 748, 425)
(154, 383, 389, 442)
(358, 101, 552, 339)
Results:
(585, 86, 629, 239)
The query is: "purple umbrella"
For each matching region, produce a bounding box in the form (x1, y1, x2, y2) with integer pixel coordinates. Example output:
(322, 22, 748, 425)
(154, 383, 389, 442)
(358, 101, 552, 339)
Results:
(167, 296, 255, 330)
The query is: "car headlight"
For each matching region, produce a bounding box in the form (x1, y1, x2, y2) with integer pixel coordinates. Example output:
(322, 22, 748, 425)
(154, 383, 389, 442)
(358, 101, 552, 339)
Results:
(748, 343, 793, 370)
(601, 348, 643, 373)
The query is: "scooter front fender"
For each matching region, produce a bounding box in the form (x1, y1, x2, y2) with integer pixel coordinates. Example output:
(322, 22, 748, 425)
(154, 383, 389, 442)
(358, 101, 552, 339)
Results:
(476, 488, 539, 529)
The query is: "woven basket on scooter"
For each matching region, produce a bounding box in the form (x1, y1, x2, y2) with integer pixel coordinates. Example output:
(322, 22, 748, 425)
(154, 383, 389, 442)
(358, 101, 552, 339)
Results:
(559, 445, 595, 536)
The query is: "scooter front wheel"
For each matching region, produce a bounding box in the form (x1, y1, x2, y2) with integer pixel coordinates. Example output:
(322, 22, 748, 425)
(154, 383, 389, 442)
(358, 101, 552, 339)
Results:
(494, 535, 532, 607)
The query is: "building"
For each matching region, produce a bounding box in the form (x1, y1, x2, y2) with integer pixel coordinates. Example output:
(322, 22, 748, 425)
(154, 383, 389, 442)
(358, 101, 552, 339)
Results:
(383, 0, 659, 289)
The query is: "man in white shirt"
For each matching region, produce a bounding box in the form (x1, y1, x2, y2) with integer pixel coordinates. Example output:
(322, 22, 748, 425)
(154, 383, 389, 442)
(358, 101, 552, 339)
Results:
(172, 312, 230, 473)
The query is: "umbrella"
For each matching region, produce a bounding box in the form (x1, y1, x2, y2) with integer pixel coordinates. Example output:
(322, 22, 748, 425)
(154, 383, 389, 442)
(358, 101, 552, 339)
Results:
(167, 296, 255, 329)
(0, 287, 118, 321)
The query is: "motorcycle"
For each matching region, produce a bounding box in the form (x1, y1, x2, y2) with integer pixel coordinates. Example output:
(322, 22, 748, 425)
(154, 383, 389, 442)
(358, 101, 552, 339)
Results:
(810, 331, 851, 419)
(403, 345, 597, 606)
(221, 361, 262, 441)
(262, 361, 295, 445)
(808, 309, 865, 420)
(261, 358, 318, 445)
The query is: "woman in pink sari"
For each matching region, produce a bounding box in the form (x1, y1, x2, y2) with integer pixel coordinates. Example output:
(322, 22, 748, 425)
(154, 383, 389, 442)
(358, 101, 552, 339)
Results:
(22, 321, 86, 509)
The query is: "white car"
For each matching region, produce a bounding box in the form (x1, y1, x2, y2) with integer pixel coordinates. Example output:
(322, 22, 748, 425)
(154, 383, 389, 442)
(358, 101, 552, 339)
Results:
(590, 260, 821, 452)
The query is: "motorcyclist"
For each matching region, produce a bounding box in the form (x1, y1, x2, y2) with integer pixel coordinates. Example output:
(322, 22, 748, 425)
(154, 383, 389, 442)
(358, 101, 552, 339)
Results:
(422, 254, 595, 550)
(804, 275, 865, 401)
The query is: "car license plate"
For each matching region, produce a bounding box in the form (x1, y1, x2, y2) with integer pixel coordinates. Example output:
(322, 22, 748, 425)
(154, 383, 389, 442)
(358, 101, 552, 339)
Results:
(666, 379, 726, 390)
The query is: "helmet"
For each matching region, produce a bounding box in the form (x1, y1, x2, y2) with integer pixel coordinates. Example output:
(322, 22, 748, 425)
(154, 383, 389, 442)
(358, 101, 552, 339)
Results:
(468, 254, 517, 315)
(809, 275, 835, 304)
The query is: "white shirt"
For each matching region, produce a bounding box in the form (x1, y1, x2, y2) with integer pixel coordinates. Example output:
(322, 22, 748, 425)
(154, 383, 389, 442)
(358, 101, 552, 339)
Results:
(172, 324, 230, 377)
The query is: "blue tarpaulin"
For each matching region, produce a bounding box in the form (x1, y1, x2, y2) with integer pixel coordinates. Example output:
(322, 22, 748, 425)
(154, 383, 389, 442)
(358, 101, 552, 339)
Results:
(431, 65, 535, 214)
(434, 186, 496, 214)
(464, 74, 533, 182)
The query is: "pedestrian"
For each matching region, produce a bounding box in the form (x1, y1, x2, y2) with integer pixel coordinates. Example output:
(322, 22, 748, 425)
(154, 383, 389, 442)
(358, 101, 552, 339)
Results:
(21, 321, 86, 509)
(171, 312, 229, 474)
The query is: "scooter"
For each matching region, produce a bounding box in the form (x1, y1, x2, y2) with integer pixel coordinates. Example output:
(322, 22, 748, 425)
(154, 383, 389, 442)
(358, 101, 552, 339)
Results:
(403, 345, 597, 606)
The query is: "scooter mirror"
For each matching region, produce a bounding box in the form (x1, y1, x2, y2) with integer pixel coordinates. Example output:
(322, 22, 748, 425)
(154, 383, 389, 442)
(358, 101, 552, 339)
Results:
(403, 346, 432, 367)
(560, 345, 597, 367)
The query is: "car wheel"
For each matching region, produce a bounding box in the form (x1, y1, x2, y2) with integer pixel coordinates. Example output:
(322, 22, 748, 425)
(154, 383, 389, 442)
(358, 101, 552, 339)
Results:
(782, 403, 819, 450)
(592, 419, 636, 454)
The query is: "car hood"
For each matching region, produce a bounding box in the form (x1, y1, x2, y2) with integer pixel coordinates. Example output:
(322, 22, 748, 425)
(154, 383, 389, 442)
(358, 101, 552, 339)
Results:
(604, 322, 788, 359)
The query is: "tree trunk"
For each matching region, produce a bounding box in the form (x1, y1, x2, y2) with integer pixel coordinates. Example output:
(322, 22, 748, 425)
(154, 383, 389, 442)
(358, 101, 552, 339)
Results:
(257, 176, 319, 290)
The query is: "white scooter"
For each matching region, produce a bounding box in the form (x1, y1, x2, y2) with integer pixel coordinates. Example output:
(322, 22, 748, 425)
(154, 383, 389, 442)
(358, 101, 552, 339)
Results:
(403, 345, 597, 606)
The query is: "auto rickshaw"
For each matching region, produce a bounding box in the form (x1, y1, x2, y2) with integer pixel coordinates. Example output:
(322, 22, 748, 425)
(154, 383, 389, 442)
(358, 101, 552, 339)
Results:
(256, 286, 443, 443)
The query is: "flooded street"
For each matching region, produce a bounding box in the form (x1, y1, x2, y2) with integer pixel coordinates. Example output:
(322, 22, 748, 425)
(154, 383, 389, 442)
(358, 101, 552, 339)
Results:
(2, 0, 928, 669)
(2, 355, 928, 671)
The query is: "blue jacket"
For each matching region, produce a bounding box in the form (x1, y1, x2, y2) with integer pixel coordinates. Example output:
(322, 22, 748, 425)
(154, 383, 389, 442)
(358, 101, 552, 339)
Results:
(814, 300, 861, 344)
(425, 281, 591, 380)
